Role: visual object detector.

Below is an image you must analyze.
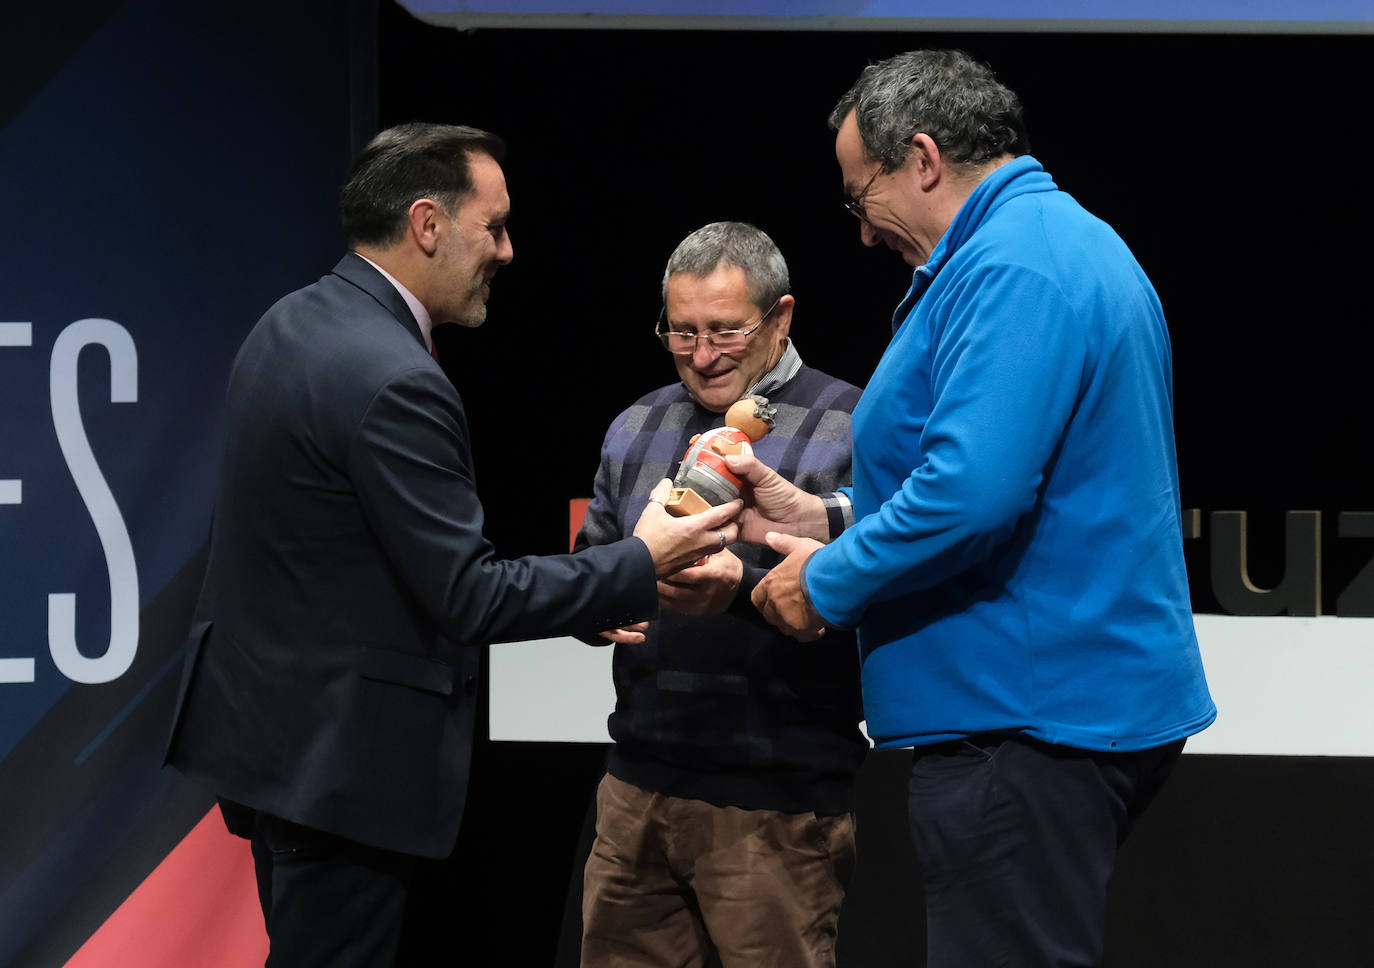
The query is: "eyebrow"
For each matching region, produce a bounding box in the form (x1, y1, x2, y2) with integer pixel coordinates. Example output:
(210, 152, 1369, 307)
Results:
(667, 318, 750, 332)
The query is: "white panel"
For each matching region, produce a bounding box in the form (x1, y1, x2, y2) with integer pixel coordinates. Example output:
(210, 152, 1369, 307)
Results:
(1186, 615, 1374, 757)
(491, 616, 1374, 755)
(489, 637, 616, 742)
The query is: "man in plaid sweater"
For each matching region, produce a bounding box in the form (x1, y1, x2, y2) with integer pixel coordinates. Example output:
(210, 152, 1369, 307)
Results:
(576, 222, 866, 968)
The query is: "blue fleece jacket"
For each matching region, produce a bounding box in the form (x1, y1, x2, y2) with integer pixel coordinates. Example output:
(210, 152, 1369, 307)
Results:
(805, 156, 1216, 752)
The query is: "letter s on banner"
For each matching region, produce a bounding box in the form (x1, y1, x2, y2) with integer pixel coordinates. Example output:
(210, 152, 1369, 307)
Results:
(48, 319, 139, 684)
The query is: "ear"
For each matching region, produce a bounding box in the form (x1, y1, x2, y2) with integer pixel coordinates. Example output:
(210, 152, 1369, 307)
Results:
(407, 198, 443, 256)
(772, 294, 795, 342)
(907, 133, 944, 191)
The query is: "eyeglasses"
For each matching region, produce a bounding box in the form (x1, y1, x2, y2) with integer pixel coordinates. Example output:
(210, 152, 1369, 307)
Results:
(842, 166, 883, 222)
(655, 297, 782, 355)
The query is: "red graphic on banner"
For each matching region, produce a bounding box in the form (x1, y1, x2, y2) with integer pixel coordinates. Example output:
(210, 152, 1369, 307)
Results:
(66, 805, 267, 968)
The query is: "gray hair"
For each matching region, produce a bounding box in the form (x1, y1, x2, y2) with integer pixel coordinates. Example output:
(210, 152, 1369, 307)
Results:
(661, 222, 790, 311)
(828, 49, 1030, 173)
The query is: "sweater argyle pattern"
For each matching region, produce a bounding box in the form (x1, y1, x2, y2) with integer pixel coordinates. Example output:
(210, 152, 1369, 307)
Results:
(576, 358, 867, 813)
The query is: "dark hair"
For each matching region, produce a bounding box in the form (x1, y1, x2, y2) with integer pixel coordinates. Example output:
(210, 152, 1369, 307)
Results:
(340, 122, 505, 247)
(662, 221, 790, 311)
(828, 50, 1030, 173)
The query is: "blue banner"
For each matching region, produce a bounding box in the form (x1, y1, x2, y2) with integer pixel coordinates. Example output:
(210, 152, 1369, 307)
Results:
(0, 0, 360, 962)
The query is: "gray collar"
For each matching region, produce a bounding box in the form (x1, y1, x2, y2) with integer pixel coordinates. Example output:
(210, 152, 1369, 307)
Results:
(748, 340, 802, 399)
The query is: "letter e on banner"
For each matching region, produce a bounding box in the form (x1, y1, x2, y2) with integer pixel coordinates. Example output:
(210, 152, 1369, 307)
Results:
(48, 319, 140, 684)
(1, 322, 34, 683)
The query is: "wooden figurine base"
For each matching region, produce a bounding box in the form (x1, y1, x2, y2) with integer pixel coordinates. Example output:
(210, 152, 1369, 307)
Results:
(664, 487, 712, 517)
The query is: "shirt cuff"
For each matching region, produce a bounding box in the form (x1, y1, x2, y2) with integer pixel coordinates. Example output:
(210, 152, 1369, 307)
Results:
(820, 491, 853, 541)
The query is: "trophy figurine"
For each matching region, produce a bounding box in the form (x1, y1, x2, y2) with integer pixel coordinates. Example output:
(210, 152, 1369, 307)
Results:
(664, 395, 777, 516)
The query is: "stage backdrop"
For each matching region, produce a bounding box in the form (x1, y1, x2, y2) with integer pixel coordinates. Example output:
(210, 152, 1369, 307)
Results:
(0, 0, 368, 964)
(2, 1, 1371, 966)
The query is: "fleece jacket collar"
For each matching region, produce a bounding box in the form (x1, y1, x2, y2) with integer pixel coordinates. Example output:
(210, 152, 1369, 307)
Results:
(890, 155, 1057, 333)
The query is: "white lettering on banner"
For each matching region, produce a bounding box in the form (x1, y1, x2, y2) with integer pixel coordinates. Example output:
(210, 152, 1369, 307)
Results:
(0, 323, 36, 683)
(48, 319, 140, 684)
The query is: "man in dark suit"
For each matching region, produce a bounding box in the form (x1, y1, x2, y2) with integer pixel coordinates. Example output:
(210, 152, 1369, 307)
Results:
(165, 123, 739, 966)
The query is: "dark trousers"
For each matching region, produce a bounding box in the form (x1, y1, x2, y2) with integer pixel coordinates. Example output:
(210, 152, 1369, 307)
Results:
(224, 802, 418, 968)
(907, 735, 1184, 968)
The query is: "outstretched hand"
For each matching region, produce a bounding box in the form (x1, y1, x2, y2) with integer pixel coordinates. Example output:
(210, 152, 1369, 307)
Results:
(632, 479, 742, 577)
(752, 531, 827, 641)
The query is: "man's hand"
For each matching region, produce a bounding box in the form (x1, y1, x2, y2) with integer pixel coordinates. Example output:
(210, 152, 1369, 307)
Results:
(597, 621, 649, 645)
(632, 479, 742, 577)
(752, 532, 827, 641)
(658, 548, 743, 616)
(724, 452, 829, 544)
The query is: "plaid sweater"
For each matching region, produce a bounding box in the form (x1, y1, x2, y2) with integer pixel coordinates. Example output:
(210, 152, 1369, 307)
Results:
(575, 345, 866, 814)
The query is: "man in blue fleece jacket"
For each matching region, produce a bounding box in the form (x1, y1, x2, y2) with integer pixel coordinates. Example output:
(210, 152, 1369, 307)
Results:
(728, 50, 1216, 967)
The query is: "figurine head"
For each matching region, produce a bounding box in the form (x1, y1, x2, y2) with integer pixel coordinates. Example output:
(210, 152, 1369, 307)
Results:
(724, 396, 776, 442)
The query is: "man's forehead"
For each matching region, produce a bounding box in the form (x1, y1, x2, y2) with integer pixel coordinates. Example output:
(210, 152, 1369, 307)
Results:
(457, 190, 509, 223)
(834, 111, 870, 183)
(666, 276, 755, 319)
(668, 265, 750, 296)
(464, 152, 508, 199)
(665, 304, 760, 331)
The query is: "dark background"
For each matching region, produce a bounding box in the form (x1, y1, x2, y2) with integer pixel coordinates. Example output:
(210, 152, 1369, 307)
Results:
(389, 13, 1374, 609)
(379, 8, 1373, 966)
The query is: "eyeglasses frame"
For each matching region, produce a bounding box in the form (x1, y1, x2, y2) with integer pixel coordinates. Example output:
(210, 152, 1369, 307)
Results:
(654, 296, 784, 356)
(842, 165, 884, 222)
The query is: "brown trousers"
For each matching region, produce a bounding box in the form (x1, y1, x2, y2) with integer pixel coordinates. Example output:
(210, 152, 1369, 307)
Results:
(581, 772, 855, 968)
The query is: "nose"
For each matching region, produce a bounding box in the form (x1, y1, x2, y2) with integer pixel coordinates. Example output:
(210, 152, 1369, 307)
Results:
(691, 338, 721, 368)
(497, 228, 514, 265)
(859, 219, 879, 248)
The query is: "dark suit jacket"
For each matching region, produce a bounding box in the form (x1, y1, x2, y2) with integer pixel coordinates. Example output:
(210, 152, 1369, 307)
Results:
(166, 254, 655, 858)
